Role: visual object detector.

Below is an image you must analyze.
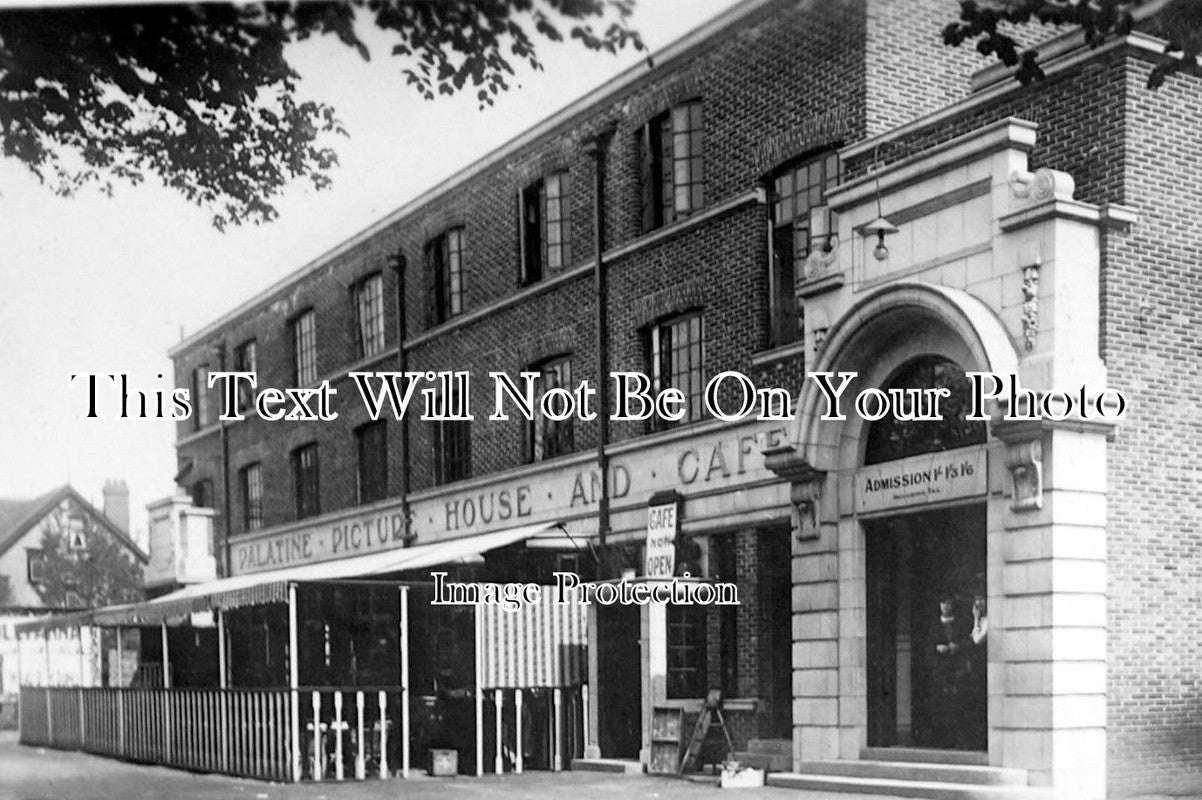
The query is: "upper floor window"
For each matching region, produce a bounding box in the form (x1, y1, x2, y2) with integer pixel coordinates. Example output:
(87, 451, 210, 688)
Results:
(433, 389, 471, 485)
(353, 273, 386, 359)
(520, 171, 571, 283)
(192, 365, 210, 430)
(527, 356, 574, 462)
(356, 420, 389, 504)
(769, 151, 840, 347)
(292, 310, 317, 386)
(240, 463, 263, 532)
(27, 549, 46, 584)
(640, 100, 704, 232)
(427, 227, 464, 325)
(292, 443, 320, 519)
(648, 311, 705, 430)
(235, 339, 257, 413)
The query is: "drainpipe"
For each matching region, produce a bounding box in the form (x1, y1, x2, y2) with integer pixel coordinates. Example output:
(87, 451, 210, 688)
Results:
(585, 129, 613, 554)
(215, 341, 233, 577)
(390, 252, 414, 544)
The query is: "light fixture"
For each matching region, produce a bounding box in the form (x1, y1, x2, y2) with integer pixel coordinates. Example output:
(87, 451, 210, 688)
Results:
(864, 216, 898, 261)
(865, 141, 899, 261)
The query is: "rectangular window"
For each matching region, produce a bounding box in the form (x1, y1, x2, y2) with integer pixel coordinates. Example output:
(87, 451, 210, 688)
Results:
(240, 463, 263, 532)
(353, 273, 386, 359)
(427, 228, 464, 324)
(235, 340, 257, 412)
(356, 420, 389, 504)
(433, 390, 471, 485)
(641, 101, 704, 232)
(666, 603, 708, 699)
(521, 172, 573, 284)
(770, 151, 840, 347)
(292, 310, 317, 386)
(27, 549, 46, 584)
(648, 312, 705, 429)
(192, 365, 209, 430)
(527, 356, 574, 462)
(292, 444, 320, 519)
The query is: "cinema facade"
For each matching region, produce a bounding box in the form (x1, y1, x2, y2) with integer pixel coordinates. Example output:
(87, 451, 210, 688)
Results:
(17, 2, 1202, 798)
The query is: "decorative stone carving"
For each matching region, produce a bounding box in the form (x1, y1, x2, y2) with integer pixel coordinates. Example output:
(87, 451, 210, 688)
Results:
(802, 235, 840, 281)
(812, 326, 830, 353)
(1009, 167, 1076, 203)
(791, 479, 822, 541)
(1021, 264, 1040, 351)
(762, 444, 827, 541)
(1004, 439, 1043, 511)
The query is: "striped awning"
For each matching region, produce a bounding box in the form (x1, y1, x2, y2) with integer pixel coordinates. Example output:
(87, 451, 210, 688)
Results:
(478, 587, 588, 689)
(17, 523, 560, 632)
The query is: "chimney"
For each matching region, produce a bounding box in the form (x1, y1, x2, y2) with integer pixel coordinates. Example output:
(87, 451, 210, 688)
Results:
(103, 479, 130, 534)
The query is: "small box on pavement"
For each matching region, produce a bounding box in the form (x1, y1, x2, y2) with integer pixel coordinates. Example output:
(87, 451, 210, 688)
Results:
(430, 748, 458, 776)
(719, 763, 765, 788)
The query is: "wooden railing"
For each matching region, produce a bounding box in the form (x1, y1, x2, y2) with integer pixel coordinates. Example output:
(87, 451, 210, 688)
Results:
(18, 685, 404, 782)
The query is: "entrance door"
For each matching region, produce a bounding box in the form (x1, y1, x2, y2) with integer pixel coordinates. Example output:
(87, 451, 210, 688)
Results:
(865, 505, 987, 751)
(595, 602, 641, 758)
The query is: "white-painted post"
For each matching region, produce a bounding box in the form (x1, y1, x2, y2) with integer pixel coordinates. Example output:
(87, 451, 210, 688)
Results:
(114, 627, 124, 687)
(580, 684, 589, 756)
(399, 586, 410, 778)
(160, 623, 171, 689)
(44, 630, 52, 686)
(377, 690, 389, 778)
(14, 633, 22, 735)
(355, 691, 366, 780)
(78, 627, 87, 744)
(312, 691, 323, 781)
(494, 689, 503, 774)
(288, 584, 301, 782)
(333, 691, 345, 781)
(217, 610, 227, 689)
(552, 688, 562, 772)
(474, 605, 484, 777)
(515, 689, 523, 774)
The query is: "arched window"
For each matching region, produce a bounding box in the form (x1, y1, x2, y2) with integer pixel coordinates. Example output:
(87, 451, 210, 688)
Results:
(863, 357, 986, 466)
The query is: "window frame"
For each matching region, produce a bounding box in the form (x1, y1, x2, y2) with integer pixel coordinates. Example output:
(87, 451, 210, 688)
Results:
(647, 311, 705, 431)
(641, 100, 705, 232)
(292, 443, 321, 520)
(352, 273, 386, 360)
(427, 227, 465, 324)
(292, 309, 318, 387)
(192, 364, 210, 431)
(234, 339, 258, 413)
(433, 389, 471, 485)
(768, 150, 840, 348)
(356, 420, 389, 504)
(27, 548, 46, 584)
(240, 462, 264, 532)
(526, 355, 574, 463)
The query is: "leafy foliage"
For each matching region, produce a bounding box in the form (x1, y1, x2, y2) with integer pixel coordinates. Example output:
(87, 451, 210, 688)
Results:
(943, 0, 1202, 89)
(33, 502, 143, 608)
(0, 1, 642, 230)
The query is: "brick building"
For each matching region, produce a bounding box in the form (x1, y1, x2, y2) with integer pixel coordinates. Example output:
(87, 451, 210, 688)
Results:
(161, 1, 1200, 797)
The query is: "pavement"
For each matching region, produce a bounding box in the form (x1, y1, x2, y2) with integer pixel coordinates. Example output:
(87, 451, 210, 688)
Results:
(2, 733, 1200, 800)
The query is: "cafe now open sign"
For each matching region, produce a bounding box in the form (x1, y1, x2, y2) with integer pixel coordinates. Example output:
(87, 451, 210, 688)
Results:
(645, 502, 679, 578)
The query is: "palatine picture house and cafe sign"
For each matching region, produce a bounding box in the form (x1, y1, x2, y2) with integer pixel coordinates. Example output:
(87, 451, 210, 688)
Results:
(15, 2, 1202, 799)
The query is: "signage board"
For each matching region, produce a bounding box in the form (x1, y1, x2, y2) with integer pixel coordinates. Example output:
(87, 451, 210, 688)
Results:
(230, 420, 791, 575)
(854, 444, 988, 515)
(645, 501, 679, 578)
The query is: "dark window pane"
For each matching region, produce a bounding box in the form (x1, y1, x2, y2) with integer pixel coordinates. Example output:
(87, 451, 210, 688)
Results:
(357, 421, 389, 503)
(292, 444, 320, 519)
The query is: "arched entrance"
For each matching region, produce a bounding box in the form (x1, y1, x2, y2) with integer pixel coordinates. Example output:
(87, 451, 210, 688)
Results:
(768, 282, 1021, 763)
(860, 357, 988, 751)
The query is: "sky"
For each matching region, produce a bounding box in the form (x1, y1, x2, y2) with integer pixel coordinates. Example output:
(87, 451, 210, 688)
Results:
(0, 0, 743, 547)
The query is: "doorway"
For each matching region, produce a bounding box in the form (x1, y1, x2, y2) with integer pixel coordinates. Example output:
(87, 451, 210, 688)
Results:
(865, 505, 987, 752)
(595, 602, 641, 758)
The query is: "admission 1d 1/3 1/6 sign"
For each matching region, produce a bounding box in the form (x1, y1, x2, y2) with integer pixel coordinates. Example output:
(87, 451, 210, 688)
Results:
(645, 499, 679, 578)
(854, 444, 988, 514)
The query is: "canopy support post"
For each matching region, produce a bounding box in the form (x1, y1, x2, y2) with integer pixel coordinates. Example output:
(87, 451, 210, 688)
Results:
(399, 586, 410, 778)
(160, 623, 170, 689)
(217, 609, 227, 689)
(474, 603, 483, 777)
(114, 627, 123, 687)
(288, 583, 301, 783)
